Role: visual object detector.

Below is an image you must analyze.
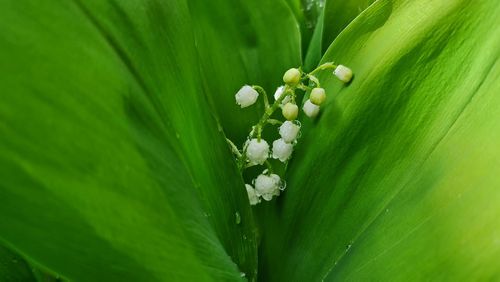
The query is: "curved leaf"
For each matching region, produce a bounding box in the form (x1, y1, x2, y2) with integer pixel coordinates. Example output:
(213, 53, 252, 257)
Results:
(261, 0, 500, 280)
(321, 0, 376, 52)
(0, 0, 256, 280)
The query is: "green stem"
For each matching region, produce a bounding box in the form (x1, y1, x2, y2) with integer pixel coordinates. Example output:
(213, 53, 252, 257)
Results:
(309, 62, 337, 76)
(265, 160, 274, 173)
(306, 74, 320, 87)
(237, 85, 295, 170)
(252, 85, 269, 109)
(267, 119, 283, 125)
(226, 138, 241, 158)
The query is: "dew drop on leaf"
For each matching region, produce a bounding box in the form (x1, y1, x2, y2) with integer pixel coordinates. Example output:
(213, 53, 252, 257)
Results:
(235, 212, 241, 225)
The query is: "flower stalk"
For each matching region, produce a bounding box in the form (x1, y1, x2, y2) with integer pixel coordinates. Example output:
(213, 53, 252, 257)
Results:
(229, 62, 353, 204)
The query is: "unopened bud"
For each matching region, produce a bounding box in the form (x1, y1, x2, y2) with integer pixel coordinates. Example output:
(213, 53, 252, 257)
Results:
(282, 102, 298, 120)
(283, 68, 301, 86)
(310, 88, 326, 105)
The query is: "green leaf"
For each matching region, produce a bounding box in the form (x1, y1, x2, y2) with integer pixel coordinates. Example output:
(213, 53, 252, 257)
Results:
(282, 0, 320, 55)
(321, 0, 376, 53)
(261, 0, 500, 280)
(0, 0, 256, 280)
(303, 10, 324, 71)
(0, 244, 36, 282)
(188, 0, 301, 144)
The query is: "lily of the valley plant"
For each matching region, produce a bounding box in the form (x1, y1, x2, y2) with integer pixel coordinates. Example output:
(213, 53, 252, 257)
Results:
(0, 0, 499, 281)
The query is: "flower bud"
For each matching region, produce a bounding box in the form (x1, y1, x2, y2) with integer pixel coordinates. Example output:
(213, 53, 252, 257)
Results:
(310, 87, 326, 105)
(254, 173, 281, 201)
(333, 65, 353, 83)
(274, 86, 290, 105)
(272, 139, 293, 162)
(279, 120, 300, 143)
(245, 138, 269, 165)
(282, 102, 298, 120)
(283, 68, 301, 86)
(303, 99, 320, 118)
(245, 184, 260, 205)
(235, 85, 259, 108)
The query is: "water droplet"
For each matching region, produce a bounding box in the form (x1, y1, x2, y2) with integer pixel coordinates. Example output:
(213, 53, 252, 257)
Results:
(175, 132, 180, 139)
(235, 212, 241, 225)
(11, 259, 18, 263)
(346, 244, 352, 251)
(385, 208, 389, 213)
(240, 272, 246, 277)
(243, 234, 247, 240)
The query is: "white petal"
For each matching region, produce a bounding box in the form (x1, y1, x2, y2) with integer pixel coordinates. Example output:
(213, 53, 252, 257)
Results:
(272, 139, 293, 162)
(245, 138, 269, 165)
(279, 121, 300, 143)
(274, 86, 290, 105)
(235, 85, 259, 108)
(254, 173, 281, 201)
(303, 99, 320, 118)
(334, 65, 353, 83)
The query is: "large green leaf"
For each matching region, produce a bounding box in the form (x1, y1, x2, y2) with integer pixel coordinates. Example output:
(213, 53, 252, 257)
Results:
(260, 0, 500, 280)
(321, 0, 376, 53)
(188, 0, 301, 144)
(0, 0, 256, 280)
(0, 244, 36, 282)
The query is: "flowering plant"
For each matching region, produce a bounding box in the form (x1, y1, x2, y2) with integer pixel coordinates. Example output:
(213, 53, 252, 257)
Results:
(0, 0, 498, 281)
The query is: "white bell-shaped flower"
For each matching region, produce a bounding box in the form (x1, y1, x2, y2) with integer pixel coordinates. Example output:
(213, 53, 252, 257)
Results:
(235, 85, 259, 108)
(254, 173, 281, 201)
(274, 86, 290, 105)
(303, 99, 320, 118)
(272, 139, 293, 162)
(334, 65, 353, 83)
(279, 120, 300, 143)
(245, 184, 260, 205)
(245, 138, 269, 165)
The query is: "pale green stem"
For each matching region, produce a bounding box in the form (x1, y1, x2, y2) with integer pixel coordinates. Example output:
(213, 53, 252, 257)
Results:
(252, 85, 269, 109)
(309, 62, 337, 76)
(306, 74, 321, 87)
(267, 119, 283, 125)
(226, 138, 242, 158)
(265, 160, 274, 173)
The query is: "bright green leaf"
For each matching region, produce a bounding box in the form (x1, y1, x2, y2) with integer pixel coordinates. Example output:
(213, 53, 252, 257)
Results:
(321, 0, 376, 53)
(0, 0, 256, 280)
(261, 0, 500, 280)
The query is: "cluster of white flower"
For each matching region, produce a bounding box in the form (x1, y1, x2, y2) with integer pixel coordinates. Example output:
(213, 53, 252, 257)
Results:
(231, 63, 352, 205)
(245, 169, 287, 204)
